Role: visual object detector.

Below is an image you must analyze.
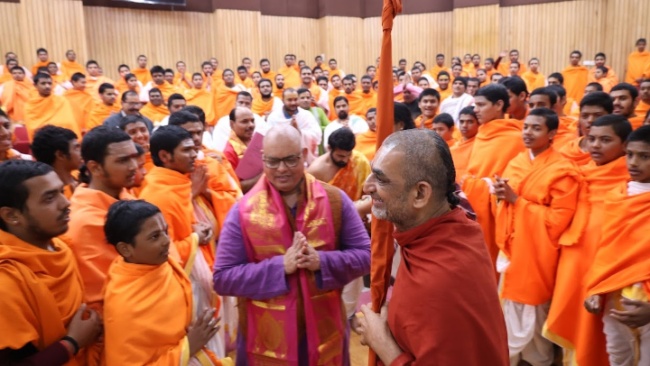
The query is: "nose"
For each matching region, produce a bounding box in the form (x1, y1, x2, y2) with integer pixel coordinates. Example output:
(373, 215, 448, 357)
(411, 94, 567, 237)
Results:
(363, 175, 375, 194)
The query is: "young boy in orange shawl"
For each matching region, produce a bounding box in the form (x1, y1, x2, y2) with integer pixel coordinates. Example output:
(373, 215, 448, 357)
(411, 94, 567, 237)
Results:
(461, 84, 525, 265)
(66, 126, 138, 366)
(0, 66, 34, 123)
(584, 124, 650, 366)
(184, 73, 216, 125)
(528, 87, 575, 148)
(24, 73, 80, 141)
(63, 73, 94, 132)
(562, 50, 589, 102)
(85, 83, 120, 131)
(414, 88, 440, 130)
(354, 108, 378, 162)
(559, 91, 614, 165)
(546, 115, 632, 366)
(0, 160, 101, 365)
(139, 125, 229, 358)
(492, 107, 581, 365)
(431, 113, 457, 147)
(31, 126, 82, 199)
(450, 106, 479, 181)
(103, 200, 232, 366)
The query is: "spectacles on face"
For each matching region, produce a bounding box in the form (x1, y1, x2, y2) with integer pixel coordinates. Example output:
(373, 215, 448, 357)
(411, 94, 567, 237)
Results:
(263, 153, 302, 169)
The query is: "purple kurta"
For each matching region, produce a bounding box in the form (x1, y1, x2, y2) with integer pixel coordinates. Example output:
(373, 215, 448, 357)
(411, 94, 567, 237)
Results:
(213, 190, 370, 365)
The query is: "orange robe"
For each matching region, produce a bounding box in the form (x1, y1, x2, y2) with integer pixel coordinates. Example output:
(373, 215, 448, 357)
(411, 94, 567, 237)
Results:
(328, 150, 371, 201)
(139, 167, 234, 269)
(237, 77, 254, 90)
(0, 230, 84, 365)
(64, 89, 94, 132)
(437, 87, 452, 102)
(184, 88, 216, 126)
(429, 65, 449, 79)
(586, 182, 650, 298)
(200, 149, 242, 202)
(625, 51, 650, 85)
(521, 71, 546, 92)
(31, 60, 51, 76)
(65, 185, 133, 366)
(562, 65, 589, 102)
(450, 137, 475, 181)
(329, 68, 344, 80)
(277, 66, 301, 89)
(496, 148, 580, 307)
(251, 96, 278, 117)
(140, 103, 169, 125)
(85, 76, 114, 100)
(173, 72, 192, 90)
(24, 94, 80, 141)
(60, 61, 85, 81)
(104, 257, 229, 365)
(260, 70, 276, 83)
(588, 66, 619, 86)
(0, 80, 34, 122)
(628, 115, 645, 130)
(461, 119, 525, 264)
(344, 90, 366, 117)
(149, 82, 179, 102)
(86, 101, 120, 131)
(213, 84, 241, 120)
(328, 89, 345, 120)
(414, 115, 434, 130)
(354, 129, 377, 162)
(360, 91, 378, 113)
(635, 100, 650, 119)
(132, 67, 152, 85)
(553, 116, 578, 149)
(272, 87, 284, 99)
(497, 61, 526, 76)
(559, 137, 591, 166)
(545, 157, 628, 366)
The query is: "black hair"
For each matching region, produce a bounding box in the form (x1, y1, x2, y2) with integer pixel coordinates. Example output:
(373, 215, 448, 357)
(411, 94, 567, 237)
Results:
(150, 125, 192, 167)
(105, 200, 161, 247)
(31, 126, 78, 166)
(0, 160, 54, 231)
(328, 127, 356, 151)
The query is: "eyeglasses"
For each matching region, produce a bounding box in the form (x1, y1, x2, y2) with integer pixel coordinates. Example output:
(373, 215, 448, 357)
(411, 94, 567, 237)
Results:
(262, 153, 302, 169)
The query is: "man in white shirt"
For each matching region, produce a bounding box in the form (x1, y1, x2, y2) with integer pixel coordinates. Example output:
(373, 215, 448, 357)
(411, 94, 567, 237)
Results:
(266, 88, 322, 164)
(439, 77, 474, 124)
(323, 96, 369, 148)
(210, 91, 267, 151)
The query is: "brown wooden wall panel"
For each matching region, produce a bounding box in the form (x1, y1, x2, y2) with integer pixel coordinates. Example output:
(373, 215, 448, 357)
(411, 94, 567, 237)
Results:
(319, 17, 366, 75)
(259, 15, 322, 74)
(213, 9, 263, 72)
(452, 5, 500, 60)
(0, 2, 24, 62)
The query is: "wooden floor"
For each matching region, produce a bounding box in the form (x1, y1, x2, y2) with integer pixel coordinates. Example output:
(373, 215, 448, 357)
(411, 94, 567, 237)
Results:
(350, 331, 370, 366)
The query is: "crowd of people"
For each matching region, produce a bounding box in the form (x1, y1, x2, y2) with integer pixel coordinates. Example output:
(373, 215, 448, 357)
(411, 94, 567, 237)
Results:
(0, 35, 650, 366)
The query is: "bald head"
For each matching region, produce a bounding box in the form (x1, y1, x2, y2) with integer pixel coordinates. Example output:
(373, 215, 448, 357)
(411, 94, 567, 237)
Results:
(262, 125, 306, 193)
(380, 129, 458, 207)
(264, 124, 302, 152)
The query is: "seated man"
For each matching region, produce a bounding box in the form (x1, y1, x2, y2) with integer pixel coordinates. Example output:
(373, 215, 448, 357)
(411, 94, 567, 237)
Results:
(0, 160, 101, 365)
(0, 111, 32, 162)
(31, 125, 82, 199)
(213, 125, 370, 365)
(103, 200, 232, 365)
(323, 96, 369, 147)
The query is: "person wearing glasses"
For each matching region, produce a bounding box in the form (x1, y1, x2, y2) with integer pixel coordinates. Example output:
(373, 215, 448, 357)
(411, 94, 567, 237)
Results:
(103, 90, 154, 132)
(213, 124, 370, 365)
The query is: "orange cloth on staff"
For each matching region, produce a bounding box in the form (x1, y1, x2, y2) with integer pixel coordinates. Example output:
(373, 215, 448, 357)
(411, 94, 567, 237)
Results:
(85, 101, 120, 131)
(31, 61, 51, 77)
(450, 137, 475, 181)
(544, 157, 627, 366)
(104, 257, 229, 366)
(63, 89, 94, 132)
(461, 119, 525, 265)
(0, 230, 84, 365)
(251, 96, 276, 117)
(213, 84, 242, 120)
(559, 137, 592, 166)
(521, 71, 546, 92)
(60, 61, 85, 81)
(344, 91, 365, 117)
(0, 80, 34, 122)
(328, 150, 371, 201)
(184, 88, 216, 126)
(437, 87, 452, 102)
(24, 94, 80, 141)
(553, 116, 578, 149)
(277, 66, 301, 89)
(139, 166, 234, 269)
(132, 67, 152, 85)
(625, 50, 650, 85)
(635, 100, 650, 119)
(496, 148, 580, 306)
(562, 65, 589, 102)
(354, 129, 377, 162)
(586, 182, 650, 298)
(140, 103, 169, 125)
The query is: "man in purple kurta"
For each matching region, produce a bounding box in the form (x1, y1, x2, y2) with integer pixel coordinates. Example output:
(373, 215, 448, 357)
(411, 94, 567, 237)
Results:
(213, 125, 370, 366)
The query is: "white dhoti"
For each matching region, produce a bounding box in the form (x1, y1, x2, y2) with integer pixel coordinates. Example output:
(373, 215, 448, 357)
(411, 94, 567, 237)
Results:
(603, 290, 650, 366)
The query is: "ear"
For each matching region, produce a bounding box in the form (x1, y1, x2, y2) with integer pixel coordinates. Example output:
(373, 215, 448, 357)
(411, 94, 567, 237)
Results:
(495, 99, 505, 111)
(54, 149, 67, 162)
(158, 150, 172, 165)
(301, 147, 309, 161)
(0, 207, 21, 228)
(115, 242, 134, 259)
(548, 129, 558, 141)
(412, 181, 433, 209)
(86, 160, 102, 177)
(518, 92, 527, 101)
